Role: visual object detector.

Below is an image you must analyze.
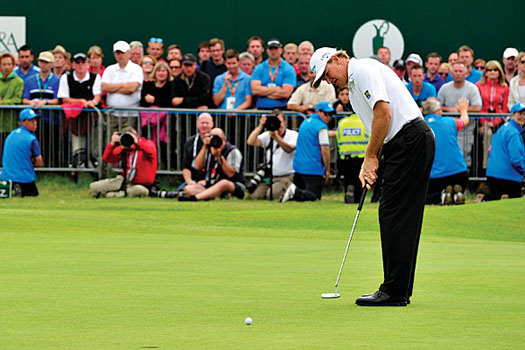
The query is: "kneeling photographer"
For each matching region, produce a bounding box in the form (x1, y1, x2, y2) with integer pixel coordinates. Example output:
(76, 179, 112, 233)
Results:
(178, 128, 245, 201)
(89, 127, 158, 198)
(246, 110, 298, 200)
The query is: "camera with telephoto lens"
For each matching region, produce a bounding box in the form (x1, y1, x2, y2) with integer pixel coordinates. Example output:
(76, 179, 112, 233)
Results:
(265, 114, 280, 132)
(209, 134, 223, 149)
(118, 132, 135, 148)
(246, 164, 271, 193)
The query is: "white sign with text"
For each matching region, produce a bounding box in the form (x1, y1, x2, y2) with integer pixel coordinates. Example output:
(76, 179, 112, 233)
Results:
(0, 16, 26, 54)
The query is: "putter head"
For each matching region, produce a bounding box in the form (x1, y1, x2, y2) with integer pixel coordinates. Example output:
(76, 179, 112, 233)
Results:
(321, 292, 341, 299)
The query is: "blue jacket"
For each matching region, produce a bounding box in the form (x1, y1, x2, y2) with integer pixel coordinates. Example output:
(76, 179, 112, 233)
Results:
(293, 113, 328, 176)
(486, 119, 525, 182)
(1, 125, 41, 183)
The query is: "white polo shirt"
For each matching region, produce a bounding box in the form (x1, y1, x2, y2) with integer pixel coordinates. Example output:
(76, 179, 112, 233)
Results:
(347, 58, 422, 143)
(101, 60, 143, 108)
(57, 71, 102, 98)
(258, 129, 298, 176)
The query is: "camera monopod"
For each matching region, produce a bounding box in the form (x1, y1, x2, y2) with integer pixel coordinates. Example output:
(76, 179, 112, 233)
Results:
(120, 148, 128, 196)
(268, 138, 274, 200)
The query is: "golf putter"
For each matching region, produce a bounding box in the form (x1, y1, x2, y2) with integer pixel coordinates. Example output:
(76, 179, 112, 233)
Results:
(322, 185, 368, 299)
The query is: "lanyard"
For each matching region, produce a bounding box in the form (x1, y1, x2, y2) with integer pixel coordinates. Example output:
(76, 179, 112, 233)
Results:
(227, 79, 240, 96)
(36, 73, 53, 99)
(128, 151, 138, 170)
(268, 63, 279, 83)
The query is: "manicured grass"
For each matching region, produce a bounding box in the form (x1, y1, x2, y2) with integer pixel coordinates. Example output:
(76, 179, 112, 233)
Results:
(0, 180, 524, 349)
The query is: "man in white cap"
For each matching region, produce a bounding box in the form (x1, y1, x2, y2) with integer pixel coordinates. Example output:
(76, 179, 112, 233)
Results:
(101, 40, 143, 131)
(405, 53, 423, 81)
(502, 47, 519, 84)
(310, 47, 435, 306)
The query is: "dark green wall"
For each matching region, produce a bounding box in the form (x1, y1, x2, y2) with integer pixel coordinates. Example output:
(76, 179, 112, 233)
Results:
(2, 0, 523, 64)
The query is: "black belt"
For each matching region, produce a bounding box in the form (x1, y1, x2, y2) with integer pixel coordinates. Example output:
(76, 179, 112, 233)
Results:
(387, 117, 424, 144)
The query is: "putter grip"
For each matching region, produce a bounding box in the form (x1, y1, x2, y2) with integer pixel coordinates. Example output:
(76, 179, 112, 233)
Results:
(358, 186, 368, 211)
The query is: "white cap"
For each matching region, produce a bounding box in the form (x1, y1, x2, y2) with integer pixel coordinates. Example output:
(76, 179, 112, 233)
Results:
(310, 47, 338, 88)
(406, 53, 423, 66)
(503, 47, 519, 59)
(113, 40, 130, 53)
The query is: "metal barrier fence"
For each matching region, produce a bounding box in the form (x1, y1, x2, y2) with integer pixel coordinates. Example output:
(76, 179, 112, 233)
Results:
(0, 105, 509, 181)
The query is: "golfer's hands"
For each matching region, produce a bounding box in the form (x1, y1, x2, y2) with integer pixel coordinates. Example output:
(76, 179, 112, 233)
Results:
(359, 156, 379, 190)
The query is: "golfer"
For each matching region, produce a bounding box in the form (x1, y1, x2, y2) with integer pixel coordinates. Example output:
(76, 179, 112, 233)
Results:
(311, 48, 435, 306)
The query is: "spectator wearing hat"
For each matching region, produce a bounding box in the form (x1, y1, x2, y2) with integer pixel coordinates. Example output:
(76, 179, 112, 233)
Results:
(14, 45, 40, 83)
(251, 38, 296, 110)
(101, 40, 144, 131)
(376, 46, 391, 67)
(1, 108, 43, 197)
(405, 53, 423, 79)
(247, 36, 265, 66)
(212, 49, 252, 110)
(58, 52, 102, 168)
(200, 38, 227, 86)
(424, 52, 445, 93)
(146, 37, 164, 62)
(281, 101, 334, 202)
(508, 51, 525, 110)
(502, 47, 519, 84)
(406, 64, 437, 109)
(486, 102, 525, 200)
(392, 59, 407, 83)
(239, 52, 255, 76)
(129, 41, 144, 65)
(171, 53, 211, 109)
(52, 45, 68, 78)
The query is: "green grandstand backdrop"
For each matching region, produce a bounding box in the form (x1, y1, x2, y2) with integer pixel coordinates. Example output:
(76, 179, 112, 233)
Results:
(1, 0, 523, 63)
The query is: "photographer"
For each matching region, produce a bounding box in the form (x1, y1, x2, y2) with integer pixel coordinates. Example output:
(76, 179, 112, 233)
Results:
(89, 127, 157, 197)
(179, 128, 245, 201)
(246, 110, 298, 200)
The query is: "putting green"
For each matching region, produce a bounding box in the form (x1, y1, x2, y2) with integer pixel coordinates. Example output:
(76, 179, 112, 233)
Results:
(0, 184, 523, 349)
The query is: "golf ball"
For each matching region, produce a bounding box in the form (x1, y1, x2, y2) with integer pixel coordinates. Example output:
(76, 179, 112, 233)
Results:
(245, 317, 252, 325)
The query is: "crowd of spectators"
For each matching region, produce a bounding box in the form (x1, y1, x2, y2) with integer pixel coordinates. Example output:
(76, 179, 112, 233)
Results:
(0, 36, 523, 202)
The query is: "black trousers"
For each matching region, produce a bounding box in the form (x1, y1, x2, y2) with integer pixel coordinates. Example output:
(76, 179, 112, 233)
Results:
(487, 176, 522, 200)
(14, 182, 39, 197)
(378, 118, 435, 299)
(293, 173, 324, 201)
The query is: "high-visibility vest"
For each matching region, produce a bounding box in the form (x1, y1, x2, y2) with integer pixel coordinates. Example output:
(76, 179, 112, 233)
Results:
(336, 114, 368, 159)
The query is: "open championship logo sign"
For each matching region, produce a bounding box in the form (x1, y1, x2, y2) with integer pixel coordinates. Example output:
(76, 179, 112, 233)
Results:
(352, 19, 404, 66)
(0, 17, 26, 55)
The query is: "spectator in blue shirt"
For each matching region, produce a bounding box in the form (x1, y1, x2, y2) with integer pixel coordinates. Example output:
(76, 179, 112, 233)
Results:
(212, 49, 252, 110)
(1, 108, 43, 197)
(406, 64, 437, 108)
(14, 45, 40, 83)
(250, 38, 296, 110)
(486, 102, 525, 200)
(424, 52, 444, 93)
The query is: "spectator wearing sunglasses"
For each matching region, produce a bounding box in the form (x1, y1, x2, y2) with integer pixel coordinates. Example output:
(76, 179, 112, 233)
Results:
(169, 59, 182, 78)
(147, 37, 165, 62)
(473, 58, 486, 73)
(200, 38, 227, 85)
(437, 62, 451, 82)
(507, 51, 525, 111)
(475, 60, 509, 187)
(424, 52, 444, 93)
(139, 55, 157, 83)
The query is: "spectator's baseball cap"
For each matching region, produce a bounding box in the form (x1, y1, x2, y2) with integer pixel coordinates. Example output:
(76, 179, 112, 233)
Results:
(406, 53, 423, 66)
(19, 108, 39, 122)
(315, 101, 335, 113)
(267, 38, 282, 49)
(113, 40, 130, 53)
(181, 53, 197, 64)
(310, 47, 338, 88)
(393, 59, 405, 69)
(37, 51, 54, 63)
(73, 53, 87, 62)
(510, 102, 525, 114)
(503, 47, 519, 59)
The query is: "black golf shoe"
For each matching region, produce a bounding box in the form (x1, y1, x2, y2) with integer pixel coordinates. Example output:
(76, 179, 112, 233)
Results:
(355, 291, 407, 306)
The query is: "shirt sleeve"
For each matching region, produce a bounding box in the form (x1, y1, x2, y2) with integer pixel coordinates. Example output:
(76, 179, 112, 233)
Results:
(131, 64, 144, 84)
(92, 74, 102, 96)
(508, 133, 525, 175)
(353, 63, 391, 111)
(282, 64, 297, 88)
(318, 128, 329, 145)
(287, 86, 304, 106)
(30, 139, 41, 157)
(57, 74, 69, 98)
(257, 131, 270, 147)
(454, 118, 464, 131)
(437, 86, 445, 105)
(101, 66, 112, 83)
(426, 83, 437, 99)
(226, 148, 243, 173)
(251, 64, 263, 84)
(213, 74, 224, 95)
(22, 79, 31, 99)
(470, 84, 482, 106)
